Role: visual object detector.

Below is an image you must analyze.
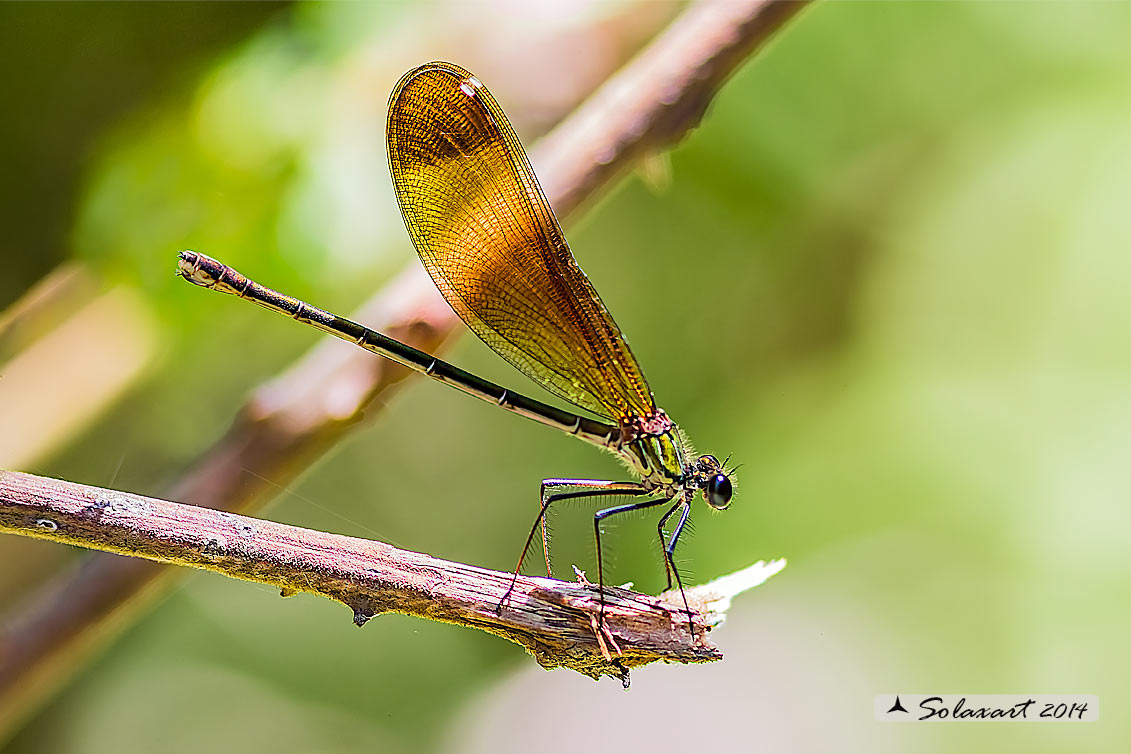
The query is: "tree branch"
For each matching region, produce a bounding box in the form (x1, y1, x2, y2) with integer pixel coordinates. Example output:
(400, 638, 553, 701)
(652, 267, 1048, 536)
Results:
(0, 470, 785, 685)
(537, 0, 811, 217)
(0, 0, 809, 734)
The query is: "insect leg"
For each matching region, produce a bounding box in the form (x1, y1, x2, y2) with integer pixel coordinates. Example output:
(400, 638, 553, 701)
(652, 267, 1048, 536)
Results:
(655, 499, 684, 591)
(663, 501, 696, 636)
(497, 480, 645, 614)
(593, 496, 673, 630)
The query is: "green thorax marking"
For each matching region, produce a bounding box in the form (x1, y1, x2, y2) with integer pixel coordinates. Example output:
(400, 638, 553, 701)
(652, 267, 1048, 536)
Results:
(626, 429, 687, 491)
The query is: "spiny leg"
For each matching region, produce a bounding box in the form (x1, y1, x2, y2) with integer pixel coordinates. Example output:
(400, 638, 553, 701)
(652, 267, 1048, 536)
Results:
(539, 482, 552, 577)
(497, 480, 646, 613)
(593, 496, 673, 631)
(663, 501, 696, 636)
(535, 479, 627, 577)
(655, 499, 684, 591)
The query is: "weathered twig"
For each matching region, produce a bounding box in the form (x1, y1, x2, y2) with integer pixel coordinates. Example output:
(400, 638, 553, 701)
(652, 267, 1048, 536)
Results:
(0, 0, 809, 735)
(0, 470, 784, 685)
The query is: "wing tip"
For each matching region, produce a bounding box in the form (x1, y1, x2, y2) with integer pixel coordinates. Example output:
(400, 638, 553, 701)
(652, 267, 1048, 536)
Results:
(388, 60, 474, 108)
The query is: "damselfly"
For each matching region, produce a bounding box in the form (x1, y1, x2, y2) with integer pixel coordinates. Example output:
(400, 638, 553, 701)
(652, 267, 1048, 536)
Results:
(178, 61, 735, 635)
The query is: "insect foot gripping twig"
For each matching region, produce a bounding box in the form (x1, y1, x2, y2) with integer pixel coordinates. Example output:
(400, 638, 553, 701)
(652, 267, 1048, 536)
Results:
(519, 559, 788, 687)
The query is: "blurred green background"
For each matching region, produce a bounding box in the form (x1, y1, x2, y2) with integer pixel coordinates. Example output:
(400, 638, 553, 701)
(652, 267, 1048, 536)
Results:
(1, 1, 1128, 752)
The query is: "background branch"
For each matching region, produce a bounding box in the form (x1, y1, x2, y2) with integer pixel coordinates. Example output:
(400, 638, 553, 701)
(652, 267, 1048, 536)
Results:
(0, 0, 809, 736)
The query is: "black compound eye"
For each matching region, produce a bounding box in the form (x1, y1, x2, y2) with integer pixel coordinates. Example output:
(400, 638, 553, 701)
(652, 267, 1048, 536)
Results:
(706, 474, 732, 510)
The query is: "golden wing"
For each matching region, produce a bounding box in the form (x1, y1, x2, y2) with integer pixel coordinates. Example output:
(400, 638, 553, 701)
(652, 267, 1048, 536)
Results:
(386, 61, 655, 422)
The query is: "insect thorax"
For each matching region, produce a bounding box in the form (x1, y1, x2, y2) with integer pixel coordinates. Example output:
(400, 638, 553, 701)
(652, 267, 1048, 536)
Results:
(620, 410, 688, 494)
